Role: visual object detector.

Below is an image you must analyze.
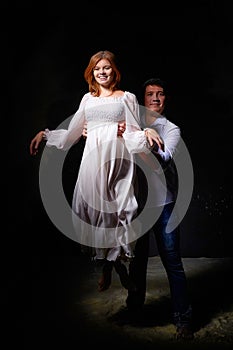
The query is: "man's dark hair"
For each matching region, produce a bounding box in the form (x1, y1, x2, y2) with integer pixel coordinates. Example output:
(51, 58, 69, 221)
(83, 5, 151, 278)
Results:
(142, 78, 168, 95)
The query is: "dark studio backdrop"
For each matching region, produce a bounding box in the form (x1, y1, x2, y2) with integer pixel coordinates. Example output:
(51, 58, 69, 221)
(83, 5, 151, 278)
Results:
(4, 2, 233, 347)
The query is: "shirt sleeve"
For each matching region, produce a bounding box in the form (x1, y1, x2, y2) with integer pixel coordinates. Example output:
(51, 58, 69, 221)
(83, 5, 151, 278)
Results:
(45, 94, 88, 151)
(156, 125, 181, 162)
(150, 124, 181, 174)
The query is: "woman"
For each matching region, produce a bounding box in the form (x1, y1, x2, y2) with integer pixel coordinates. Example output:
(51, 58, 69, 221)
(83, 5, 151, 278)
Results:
(30, 50, 163, 291)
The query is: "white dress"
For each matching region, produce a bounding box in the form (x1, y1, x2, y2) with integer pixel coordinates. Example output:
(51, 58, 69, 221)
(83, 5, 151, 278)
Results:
(45, 91, 151, 261)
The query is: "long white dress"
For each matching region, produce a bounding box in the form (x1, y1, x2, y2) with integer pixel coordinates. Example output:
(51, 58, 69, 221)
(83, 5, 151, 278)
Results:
(45, 91, 151, 261)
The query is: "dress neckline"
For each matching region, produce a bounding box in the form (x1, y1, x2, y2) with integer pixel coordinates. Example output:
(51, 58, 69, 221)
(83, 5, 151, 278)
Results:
(90, 91, 127, 99)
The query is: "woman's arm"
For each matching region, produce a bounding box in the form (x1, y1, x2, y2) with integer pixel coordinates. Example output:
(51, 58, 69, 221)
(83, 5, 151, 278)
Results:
(30, 94, 88, 155)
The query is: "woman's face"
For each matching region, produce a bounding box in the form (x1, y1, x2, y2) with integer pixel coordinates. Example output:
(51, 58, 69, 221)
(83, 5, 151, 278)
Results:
(93, 58, 114, 87)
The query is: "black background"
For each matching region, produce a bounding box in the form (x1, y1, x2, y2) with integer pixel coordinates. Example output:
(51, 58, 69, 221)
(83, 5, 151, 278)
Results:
(3, 2, 233, 348)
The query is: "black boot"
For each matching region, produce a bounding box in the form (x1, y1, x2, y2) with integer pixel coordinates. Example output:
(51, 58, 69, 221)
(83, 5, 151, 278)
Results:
(114, 260, 136, 290)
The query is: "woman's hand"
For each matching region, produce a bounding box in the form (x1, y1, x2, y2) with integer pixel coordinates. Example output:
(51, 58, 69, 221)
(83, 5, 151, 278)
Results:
(29, 131, 45, 156)
(145, 128, 164, 152)
(145, 128, 164, 151)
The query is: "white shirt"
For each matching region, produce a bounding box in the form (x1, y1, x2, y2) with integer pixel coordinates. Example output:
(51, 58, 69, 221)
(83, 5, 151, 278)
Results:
(140, 114, 181, 207)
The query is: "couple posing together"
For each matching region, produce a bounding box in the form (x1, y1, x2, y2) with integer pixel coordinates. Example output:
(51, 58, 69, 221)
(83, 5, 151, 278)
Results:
(30, 50, 194, 340)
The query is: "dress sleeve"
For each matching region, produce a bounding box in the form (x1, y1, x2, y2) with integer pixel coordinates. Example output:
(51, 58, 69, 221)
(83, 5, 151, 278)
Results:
(122, 92, 151, 154)
(45, 94, 88, 151)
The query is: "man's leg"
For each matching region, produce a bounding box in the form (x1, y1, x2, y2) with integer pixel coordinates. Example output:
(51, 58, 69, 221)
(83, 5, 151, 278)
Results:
(155, 203, 193, 339)
(126, 231, 149, 310)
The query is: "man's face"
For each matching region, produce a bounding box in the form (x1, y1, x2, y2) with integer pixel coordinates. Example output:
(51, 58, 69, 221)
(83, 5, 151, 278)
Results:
(144, 84, 166, 115)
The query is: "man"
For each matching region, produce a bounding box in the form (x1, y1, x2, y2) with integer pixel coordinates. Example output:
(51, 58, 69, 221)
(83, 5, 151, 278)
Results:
(82, 78, 194, 339)
(126, 78, 194, 340)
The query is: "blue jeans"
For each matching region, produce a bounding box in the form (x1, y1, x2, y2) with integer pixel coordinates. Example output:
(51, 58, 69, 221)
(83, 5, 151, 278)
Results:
(128, 202, 192, 327)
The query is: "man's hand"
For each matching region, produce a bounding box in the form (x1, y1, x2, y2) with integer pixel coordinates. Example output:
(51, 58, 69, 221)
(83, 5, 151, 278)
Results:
(117, 121, 126, 137)
(82, 122, 87, 138)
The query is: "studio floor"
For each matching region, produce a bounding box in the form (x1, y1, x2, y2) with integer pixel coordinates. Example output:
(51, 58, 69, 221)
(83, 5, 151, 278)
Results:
(5, 254, 233, 349)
